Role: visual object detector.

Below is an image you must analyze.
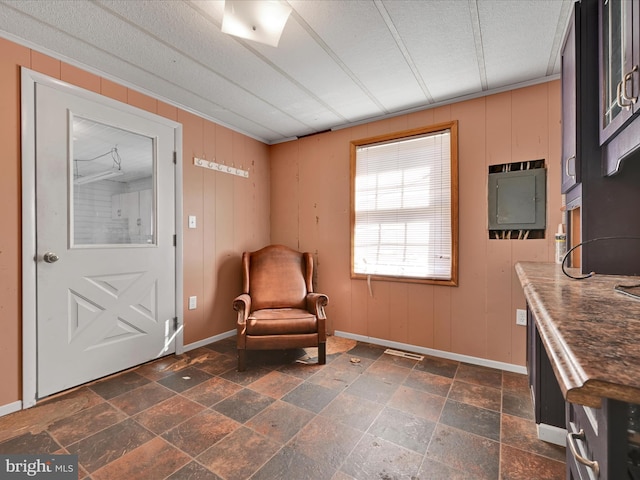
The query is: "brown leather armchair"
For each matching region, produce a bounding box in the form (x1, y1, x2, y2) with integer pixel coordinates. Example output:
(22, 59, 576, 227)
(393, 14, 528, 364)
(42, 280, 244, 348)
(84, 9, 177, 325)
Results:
(233, 245, 328, 372)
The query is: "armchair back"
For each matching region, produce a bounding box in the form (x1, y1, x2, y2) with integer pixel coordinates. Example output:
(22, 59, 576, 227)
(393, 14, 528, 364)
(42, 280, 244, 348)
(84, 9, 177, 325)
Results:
(243, 245, 313, 311)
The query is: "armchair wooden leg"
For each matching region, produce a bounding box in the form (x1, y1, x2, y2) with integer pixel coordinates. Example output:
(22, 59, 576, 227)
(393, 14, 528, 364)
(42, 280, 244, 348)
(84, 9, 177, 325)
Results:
(318, 342, 326, 365)
(238, 349, 246, 372)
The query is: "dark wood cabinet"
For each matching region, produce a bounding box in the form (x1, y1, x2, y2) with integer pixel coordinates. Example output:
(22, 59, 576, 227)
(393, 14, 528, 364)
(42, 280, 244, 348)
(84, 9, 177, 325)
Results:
(517, 263, 640, 480)
(526, 303, 640, 479)
(561, 0, 600, 197)
(561, 6, 578, 193)
(566, 400, 634, 480)
(563, 0, 640, 276)
(526, 305, 565, 430)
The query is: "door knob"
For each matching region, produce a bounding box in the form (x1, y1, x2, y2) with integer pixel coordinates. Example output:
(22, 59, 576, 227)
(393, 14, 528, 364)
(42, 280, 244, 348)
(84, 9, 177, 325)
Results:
(43, 252, 59, 263)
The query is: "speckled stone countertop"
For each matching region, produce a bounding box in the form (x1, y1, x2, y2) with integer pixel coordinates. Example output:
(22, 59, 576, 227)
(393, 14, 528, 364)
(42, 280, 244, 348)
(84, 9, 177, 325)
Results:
(516, 261, 640, 408)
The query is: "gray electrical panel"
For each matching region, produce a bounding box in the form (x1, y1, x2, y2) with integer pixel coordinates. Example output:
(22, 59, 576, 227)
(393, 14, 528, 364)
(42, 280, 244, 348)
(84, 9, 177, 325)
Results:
(488, 168, 546, 231)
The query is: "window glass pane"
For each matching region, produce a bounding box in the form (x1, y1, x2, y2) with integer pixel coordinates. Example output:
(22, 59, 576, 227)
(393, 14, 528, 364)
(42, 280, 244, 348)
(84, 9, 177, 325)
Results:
(352, 127, 455, 282)
(71, 116, 155, 246)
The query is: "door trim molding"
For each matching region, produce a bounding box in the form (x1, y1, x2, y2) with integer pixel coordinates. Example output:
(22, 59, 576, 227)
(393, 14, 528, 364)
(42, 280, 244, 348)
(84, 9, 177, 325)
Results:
(20, 68, 183, 408)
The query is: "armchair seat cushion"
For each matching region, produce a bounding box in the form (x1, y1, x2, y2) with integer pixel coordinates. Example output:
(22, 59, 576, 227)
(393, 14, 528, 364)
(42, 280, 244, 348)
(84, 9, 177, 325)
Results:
(247, 308, 317, 336)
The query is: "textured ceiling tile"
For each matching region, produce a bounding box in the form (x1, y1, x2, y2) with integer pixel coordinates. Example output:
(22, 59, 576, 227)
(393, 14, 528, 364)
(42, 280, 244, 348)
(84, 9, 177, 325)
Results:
(290, 0, 428, 113)
(479, 0, 568, 88)
(247, 12, 386, 122)
(0, 0, 571, 143)
(383, 0, 483, 102)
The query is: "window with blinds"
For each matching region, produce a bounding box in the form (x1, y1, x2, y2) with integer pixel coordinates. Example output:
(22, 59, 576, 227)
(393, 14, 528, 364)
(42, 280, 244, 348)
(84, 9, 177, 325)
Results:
(350, 122, 458, 285)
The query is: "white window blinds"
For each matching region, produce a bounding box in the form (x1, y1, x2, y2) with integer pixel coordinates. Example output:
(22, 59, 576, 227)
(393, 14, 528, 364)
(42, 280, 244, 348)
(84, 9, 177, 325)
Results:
(353, 129, 453, 281)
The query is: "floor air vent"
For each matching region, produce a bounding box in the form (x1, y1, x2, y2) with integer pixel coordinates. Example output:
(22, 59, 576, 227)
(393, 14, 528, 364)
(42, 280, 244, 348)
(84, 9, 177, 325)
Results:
(383, 349, 424, 361)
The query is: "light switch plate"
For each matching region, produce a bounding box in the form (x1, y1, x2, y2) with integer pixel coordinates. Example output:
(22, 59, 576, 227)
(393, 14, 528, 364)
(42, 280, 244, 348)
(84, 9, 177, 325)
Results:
(188, 296, 197, 310)
(188, 215, 197, 229)
(516, 309, 527, 326)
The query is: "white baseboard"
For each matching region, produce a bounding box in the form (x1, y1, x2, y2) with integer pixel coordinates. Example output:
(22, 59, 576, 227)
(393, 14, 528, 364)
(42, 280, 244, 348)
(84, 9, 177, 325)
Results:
(184, 329, 236, 352)
(1, 331, 528, 419)
(537, 423, 567, 447)
(184, 330, 527, 375)
(333, 330, 527, 375)
(0, 400, 22, 418)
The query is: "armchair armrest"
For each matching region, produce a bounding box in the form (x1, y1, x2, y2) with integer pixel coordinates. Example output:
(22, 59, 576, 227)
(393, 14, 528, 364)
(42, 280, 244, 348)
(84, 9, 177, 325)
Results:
(233, 294, 251, 325)
(234, 293, 251, 351)
(306, 293, 329, 319)
(307, 293, 328, 343)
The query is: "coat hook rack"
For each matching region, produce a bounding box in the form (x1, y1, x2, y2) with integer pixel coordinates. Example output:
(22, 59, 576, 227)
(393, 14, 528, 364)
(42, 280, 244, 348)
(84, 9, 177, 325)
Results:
(193, 157, 249, 178)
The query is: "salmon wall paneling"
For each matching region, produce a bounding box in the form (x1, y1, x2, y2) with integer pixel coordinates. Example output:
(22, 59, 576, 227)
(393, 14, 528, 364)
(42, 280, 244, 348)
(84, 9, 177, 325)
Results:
(60, 63, 101, 93)
(30, 52, 61, 79)
(100, 78, 127, 103)
(270, 82, 563, 367)
(0, 38, 30, 408)
(0, 33, 560, 410)
(0, 37, 270, 407)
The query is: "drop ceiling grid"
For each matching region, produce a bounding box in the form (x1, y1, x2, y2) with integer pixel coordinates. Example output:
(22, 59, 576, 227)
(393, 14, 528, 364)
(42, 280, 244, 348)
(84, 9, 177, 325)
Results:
(17, 1, 138, 60)
(0, 2, 160, 92)
(290, 0, 429, 113)
(99, 0, 343, 132)
(6, 0, 316, 140)
(0, 0, 573, 144)
(51, 1, 314, 135)
(246, 14, 387, 123)
(0, 6, 294, 143)
(478, 1, 567, 88)
(0, 2, 285, 142)
(383, 0, 484, 102)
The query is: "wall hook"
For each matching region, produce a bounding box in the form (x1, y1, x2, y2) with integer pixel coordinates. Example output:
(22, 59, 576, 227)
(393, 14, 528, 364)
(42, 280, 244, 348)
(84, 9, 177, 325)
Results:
(193, 156, 249, 178)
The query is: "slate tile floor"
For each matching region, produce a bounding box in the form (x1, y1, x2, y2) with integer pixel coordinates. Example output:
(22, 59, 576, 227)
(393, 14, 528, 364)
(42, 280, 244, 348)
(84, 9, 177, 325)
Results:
(0, 338, 566, 479)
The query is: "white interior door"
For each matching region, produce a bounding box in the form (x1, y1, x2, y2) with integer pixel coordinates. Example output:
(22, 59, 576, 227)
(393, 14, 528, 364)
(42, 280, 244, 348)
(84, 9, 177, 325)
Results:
(35, 83, 177, 398)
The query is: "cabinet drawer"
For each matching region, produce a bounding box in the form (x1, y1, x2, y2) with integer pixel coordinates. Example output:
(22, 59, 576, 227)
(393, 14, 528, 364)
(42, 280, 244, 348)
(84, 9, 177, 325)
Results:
(567, 402, 601, 480)
(568, 399, 634, 480)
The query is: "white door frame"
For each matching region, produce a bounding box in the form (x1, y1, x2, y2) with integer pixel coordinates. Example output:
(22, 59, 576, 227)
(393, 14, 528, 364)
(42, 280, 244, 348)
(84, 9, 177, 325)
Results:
(21, 68, 184, 408)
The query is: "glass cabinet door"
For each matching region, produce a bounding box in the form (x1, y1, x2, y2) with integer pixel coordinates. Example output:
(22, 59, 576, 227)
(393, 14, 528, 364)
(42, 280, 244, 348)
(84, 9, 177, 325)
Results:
(600, 0, 638, 144)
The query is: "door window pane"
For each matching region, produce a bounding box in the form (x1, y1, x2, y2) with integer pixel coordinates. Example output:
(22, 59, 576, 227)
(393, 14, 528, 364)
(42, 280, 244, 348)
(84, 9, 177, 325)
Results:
(71, 116, 155, 246)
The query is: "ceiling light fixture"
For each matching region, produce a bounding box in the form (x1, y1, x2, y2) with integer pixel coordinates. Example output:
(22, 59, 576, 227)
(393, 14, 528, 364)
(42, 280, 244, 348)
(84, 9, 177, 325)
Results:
(221, 0, 292, 47)
(74, 168, 124, 185)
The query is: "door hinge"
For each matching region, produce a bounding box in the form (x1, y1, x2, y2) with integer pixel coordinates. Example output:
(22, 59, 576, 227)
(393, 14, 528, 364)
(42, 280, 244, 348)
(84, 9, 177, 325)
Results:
(173, 234, 176, 246)
(173, 317, 179, 332)
(173, 151, 177, 164)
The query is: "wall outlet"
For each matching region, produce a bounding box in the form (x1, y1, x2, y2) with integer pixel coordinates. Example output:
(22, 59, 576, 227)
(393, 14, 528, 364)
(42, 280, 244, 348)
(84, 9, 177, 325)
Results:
(188, 296, 197, 310)
(516, 309, 527, 326)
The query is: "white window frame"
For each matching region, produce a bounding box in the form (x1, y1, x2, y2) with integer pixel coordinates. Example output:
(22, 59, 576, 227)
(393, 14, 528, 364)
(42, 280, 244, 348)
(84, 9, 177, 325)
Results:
(350, 122, 458, 286)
